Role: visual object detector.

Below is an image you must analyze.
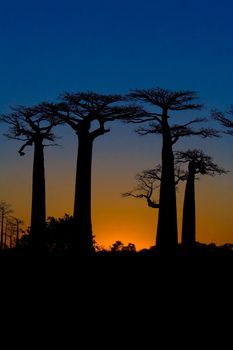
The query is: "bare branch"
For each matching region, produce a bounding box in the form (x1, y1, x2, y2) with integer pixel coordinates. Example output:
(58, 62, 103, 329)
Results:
(58, 92, 151, 136)
(212, 108, 233, 136)
(171, 124, 219, 144)
(171, 118, 207, 130)
(136, 123, 162, 135)
(18, 140, 33, 156)
(174, 166, 188, 184)
(90, 120, 110, 140)
(122, 191, 146, 199)
(0, 103, 60, 155)
(122, 165, 162, 209)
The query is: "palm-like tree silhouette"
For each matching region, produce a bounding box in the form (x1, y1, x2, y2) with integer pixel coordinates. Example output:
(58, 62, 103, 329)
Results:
(176, 149, 226, 249)
(127, 88, 217, 250)
(58, 92, 143, 256)
(1, 104, 60, 250)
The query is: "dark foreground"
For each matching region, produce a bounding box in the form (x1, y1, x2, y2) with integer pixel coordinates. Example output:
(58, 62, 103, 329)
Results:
(0, 243, 232, 279)
(1, 242, 233, 257)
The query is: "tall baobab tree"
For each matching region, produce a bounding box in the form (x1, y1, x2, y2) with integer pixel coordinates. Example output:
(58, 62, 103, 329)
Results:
(0, 201, 13, 249)
(175, 150, 226, 250)
(1, 104, 60, 250)
(58, 92, 143, 256)
(127, 88, 218, 251)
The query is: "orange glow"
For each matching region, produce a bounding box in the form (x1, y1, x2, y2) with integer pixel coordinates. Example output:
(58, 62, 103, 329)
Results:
(1, 132, 233, 250)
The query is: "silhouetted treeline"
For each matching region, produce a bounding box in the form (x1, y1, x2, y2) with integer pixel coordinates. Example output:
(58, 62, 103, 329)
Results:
(0, 88, 232, 257)
(0, 201, 25, 249)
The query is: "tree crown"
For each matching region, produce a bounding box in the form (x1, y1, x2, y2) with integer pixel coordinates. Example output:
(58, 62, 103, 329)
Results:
(175, 149, 227, 176)
(58, 91, 145, 138)
(0, 103, 61, 155)
(128, 88, 203, 111)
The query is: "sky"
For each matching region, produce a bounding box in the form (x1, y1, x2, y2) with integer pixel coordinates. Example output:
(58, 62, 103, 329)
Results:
(0, 0, 233, 250)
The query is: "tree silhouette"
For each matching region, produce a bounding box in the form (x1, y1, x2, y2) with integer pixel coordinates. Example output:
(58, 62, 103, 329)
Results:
(110, 240, 136, 253)
(175, 150, 226, 249)
(58, 92, 142, 256)
(10, 217, 24, 248)
(45, 214, 74, 253)
(123, 164, 186, 209)
(0, 201, 13, 249)
(1, 104, 60, 250)
(5, 217, 17, 249)
(123, 166, 161, 208)
(127, 88, 218, 251)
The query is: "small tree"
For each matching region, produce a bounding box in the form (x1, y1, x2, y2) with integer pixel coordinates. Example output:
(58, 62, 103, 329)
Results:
(10, 217, 24, 248)
(111, 240, 124, 252)
(176, 149, 226, 249)
(45, 214, 74, 253)
(122, 165, 162, 208)
(110, 240, 136, 253)
(0, 201, 13, 249)
(123, 164, 186, 209)
(1, 104, 61, 250)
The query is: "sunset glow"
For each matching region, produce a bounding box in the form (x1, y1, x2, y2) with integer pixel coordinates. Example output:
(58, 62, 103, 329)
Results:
(0, 0, 233, 251)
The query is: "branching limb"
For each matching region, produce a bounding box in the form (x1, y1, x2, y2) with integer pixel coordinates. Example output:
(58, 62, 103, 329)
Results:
(18, 139, 33, 156)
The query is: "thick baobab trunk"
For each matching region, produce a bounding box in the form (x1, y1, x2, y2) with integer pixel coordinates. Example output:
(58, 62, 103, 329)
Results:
(30, 138, 46, 250)
(156, 115, 178, 251)
(182, 162, 196, 249)
(73, 133, 94, 256)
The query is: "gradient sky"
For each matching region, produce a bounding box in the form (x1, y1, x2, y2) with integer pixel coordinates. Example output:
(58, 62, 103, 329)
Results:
(0, 0, 233, 250)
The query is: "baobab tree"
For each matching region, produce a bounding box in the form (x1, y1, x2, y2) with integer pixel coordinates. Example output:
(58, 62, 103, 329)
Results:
(123, 164, 187, 209)
(0, 201, 13, 249)
(122, 163, 187, 251)
(1, 104, 60, 250)
(58, 92, 143, 256)
(127, 88, 218, 251)
(175, 150, 226, 250)
(122, 165, 162, 209)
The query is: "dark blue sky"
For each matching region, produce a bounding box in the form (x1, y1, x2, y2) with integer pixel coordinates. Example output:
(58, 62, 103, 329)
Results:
(1, 0, 233, 247)
(0, 0, 232, 110)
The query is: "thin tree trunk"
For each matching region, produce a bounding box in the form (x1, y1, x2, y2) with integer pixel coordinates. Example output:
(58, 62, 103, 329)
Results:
(10, 234, 12, 249)
(4, 223, 7, 248)
(16, 221, 19, 248)
(30, 138, 46, 250)
(73, 133, 94, 256)
(1, 209, 4, 249)
(182, 163, 196, 249)
(156, 115, 178, 251)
